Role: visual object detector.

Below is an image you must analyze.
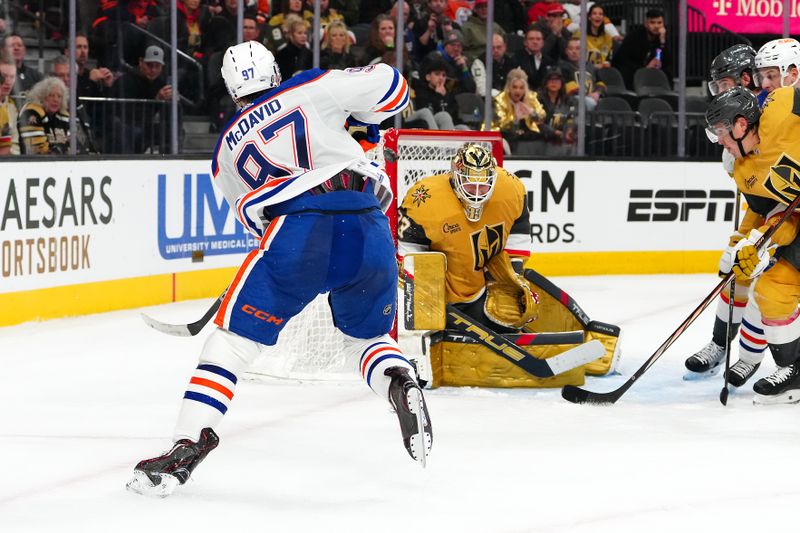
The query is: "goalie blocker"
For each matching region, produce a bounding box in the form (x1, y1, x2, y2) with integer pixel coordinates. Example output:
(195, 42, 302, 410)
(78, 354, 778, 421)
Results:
(402, 253, 621, 388)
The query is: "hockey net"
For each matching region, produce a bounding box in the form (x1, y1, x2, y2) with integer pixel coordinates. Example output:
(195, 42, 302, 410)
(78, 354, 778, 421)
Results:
(246, 129, 504, 381)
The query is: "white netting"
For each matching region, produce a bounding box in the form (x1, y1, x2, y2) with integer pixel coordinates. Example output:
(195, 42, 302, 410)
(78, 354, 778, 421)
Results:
(245, 130, 502, 381)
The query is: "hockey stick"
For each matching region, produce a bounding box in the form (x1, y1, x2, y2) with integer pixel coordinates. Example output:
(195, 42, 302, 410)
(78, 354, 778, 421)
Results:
(446, 305, 604, 378)
(141, 291, 225, 337)
(720, 190, 741, 406)
(562, 191, 800, 405)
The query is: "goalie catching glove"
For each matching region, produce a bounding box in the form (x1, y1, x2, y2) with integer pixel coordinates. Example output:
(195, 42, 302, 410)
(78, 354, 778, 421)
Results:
(484, 253, 540, 329)
(731, 228, 776, 281)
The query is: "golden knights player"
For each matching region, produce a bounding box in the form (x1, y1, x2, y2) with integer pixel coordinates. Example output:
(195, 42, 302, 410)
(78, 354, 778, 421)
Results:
(705, 86, 800, 404)
(397, 144, 620, 388)
(684, 44, 767, 385)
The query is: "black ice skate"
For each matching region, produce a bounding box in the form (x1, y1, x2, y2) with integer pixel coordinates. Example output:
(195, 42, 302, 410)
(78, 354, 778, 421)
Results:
(385, 366, 433, 467)
(753, 363, 800, 405)
(726, 359, 761, 388)
(126, 427, 219, 497)
(683, 341, 726, 380)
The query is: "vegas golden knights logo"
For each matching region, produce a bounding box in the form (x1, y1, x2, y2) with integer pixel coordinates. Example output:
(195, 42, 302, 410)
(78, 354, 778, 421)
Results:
(765, 153, 800, 204)
(470, 223, 504, 270)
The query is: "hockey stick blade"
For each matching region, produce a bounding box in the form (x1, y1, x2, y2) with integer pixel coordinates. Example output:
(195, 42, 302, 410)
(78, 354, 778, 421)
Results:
(141, 293, 224, 337)
(561, 191, 800, 406)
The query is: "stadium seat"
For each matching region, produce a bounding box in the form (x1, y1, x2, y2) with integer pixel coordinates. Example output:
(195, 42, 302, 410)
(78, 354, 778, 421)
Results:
(455, 92, 485, 127)
(595, 96, 633, 113)
(633, 68, 678, 100)
(637, 97, 673, 127)
(686, 96, 708, 114)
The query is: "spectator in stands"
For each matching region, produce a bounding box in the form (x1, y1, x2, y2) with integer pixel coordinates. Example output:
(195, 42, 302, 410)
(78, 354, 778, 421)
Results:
(578, 4, 615, 67)
(412, 57, 463, 130)
(18, 78, 71, 154)
(177, 0, 212, 61)
(242, 13, 263, 43)
(492, 67, 547, 155)
(4, 34, 43, 95)
(537, 67, 576, 156)
(275, 16, 313, 78)
(389, 1, 418, 59)
(461, 0, 505, 62)
(204, 0, 256, 57)
(265, 0, 312, 52)
(335, 0, 360, 26)
(71, 33, 113, 98)
(0, 54, 19, 154)
(471, 33, 513, 98)
(563, 0, 622, 44)
(311, 0, 346, 31)
(526, 0, 561, 27)
(364, 14, 396, 65)
(509, 27, 554, 91)
(111, 45, 174, 153)
(50, 55, 71, 87)
(536, 3, 572, 63)
(413, 0, 458, 62)
(424, 30, 476, 94)
(612, 8, 672, 89)
(558, 37, 604, 110)
(320, 20, 358, 69)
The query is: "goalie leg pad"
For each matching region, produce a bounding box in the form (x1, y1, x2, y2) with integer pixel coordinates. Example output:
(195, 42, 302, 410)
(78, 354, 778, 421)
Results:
(344, 334, 416, 401)
(401, 252, 446, 330)
(173, 328, 260, 442)
(428, 332, 586, 388)
(583, 321, 622, 376)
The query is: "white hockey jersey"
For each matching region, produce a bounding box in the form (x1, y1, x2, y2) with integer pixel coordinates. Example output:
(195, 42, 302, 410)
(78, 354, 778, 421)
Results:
(211, 64, 409, 236)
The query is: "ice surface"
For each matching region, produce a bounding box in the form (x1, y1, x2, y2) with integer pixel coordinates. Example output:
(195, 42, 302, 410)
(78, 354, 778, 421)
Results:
(3, 274, 800, 532)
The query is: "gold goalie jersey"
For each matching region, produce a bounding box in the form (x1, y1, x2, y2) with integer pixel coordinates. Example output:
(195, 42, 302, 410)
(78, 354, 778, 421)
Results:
(398, 168, 531, 303)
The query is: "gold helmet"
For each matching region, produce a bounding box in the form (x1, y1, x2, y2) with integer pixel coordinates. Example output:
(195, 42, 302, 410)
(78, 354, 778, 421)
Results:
(450, 144, 497, 222)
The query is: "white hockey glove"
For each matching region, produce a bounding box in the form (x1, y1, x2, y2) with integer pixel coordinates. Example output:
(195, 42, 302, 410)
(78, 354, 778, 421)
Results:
(730, 228, 777, 281)
(721, 148, 735, 176)
(718, 231, 744, 276)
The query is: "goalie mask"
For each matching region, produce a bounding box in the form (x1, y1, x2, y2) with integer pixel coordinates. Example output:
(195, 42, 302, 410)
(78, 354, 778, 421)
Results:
(221, 41, 281, 108)
(450, 144, 497, 222)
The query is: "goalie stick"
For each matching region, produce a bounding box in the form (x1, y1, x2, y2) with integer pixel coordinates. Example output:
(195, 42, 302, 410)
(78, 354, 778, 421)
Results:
(562, 191, 800, 405)
(446, 305, 604, 378)
(141, 291, 225, 337)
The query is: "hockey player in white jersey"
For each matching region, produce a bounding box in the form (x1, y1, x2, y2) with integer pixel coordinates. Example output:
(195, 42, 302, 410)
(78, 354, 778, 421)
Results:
(127, 42, 432, 497)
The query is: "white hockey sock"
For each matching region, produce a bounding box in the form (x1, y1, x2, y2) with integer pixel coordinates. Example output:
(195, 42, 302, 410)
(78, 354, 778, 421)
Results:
(714, 286, 747, 324)
(173, 328, 261, 442)
(738, 299, 767, 365)
(343, 334, 416, 402)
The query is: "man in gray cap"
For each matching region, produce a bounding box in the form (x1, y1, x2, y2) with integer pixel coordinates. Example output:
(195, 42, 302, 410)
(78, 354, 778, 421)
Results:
(110, 45, 175, 153)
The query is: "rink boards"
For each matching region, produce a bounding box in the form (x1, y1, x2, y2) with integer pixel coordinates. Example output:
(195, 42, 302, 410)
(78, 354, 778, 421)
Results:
(0, 159, 734, 325)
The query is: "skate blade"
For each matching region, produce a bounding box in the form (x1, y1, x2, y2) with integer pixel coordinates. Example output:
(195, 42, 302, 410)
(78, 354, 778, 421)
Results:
(406, 388, 432, 468)
(682, 365, 722, 381)
(753, 390, 800, 405)
(126, 470, 180, 498)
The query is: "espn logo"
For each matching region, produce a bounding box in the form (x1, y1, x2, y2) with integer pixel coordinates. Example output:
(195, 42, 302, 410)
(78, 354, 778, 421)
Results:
(627, 189, 736, 222)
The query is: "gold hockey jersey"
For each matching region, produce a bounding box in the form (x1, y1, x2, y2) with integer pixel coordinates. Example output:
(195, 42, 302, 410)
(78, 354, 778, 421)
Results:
(398, 168, 531, 303)
(733, 86, 800, 245)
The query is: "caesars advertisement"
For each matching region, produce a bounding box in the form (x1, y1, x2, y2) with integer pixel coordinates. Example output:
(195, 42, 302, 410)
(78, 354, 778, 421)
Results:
(0, 159, 735, 295)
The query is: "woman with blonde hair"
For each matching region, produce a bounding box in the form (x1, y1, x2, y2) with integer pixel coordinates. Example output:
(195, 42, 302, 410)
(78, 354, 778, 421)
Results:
(320, 20, 357, 70)
(492, 67, 547, 155)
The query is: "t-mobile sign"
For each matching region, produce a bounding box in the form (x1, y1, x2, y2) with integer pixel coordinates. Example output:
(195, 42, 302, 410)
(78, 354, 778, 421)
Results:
(690, 0, 800, 34)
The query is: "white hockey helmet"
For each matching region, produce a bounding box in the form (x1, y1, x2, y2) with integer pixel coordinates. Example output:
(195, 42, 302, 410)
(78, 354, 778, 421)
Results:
(221, 41, 281, 105)
(754, 38, 800, 89)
